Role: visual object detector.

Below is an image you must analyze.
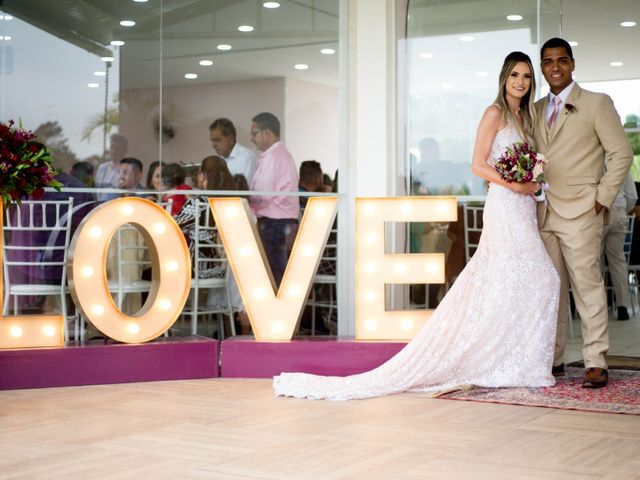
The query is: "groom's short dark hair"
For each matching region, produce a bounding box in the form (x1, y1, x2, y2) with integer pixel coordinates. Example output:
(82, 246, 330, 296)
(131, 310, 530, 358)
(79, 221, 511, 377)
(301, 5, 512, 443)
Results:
(541, 37, 574, 60)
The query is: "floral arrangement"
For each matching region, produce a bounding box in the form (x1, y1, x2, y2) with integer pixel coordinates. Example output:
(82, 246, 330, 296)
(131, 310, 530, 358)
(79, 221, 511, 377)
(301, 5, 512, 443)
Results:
(0, 120, 62, 204)
(494, 141, 547, 200)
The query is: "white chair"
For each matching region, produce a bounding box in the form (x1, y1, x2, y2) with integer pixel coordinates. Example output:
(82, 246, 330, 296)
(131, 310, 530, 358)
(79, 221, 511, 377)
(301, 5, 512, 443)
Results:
(462, 203, 484, 264)
(180, 199, 234, 338)
(306, 227, 337, 335)
(2, 198, 76, 341)
(604, 214, 636, 315)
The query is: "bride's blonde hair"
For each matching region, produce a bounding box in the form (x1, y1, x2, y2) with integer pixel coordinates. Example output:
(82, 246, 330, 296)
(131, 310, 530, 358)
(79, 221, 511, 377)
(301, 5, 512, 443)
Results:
(493, 51, 537, 145)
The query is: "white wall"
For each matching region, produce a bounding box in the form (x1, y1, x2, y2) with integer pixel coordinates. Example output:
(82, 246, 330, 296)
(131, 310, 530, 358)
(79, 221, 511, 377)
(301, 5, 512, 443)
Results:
(284, 78, 339, 178)
(119, 78, 286, 176)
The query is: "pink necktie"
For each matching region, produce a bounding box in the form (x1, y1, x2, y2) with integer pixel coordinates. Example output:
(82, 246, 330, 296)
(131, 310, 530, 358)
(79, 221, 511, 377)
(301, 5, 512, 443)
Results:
(547, 96, 562, 128)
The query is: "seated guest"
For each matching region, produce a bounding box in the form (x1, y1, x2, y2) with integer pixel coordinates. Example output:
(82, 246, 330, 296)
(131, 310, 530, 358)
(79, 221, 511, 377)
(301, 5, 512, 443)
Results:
(119, 157, 144, 194)
(70, 161, 95, 187)
(96, 133, 128, 201)
(145, 160, 162, 201)
(298, 160, 323, 209)
(160, 163, 192, 216)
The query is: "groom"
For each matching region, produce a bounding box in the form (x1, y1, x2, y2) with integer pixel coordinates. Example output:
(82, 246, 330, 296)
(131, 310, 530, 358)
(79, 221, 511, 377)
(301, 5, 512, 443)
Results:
(534, 38, 632, 388)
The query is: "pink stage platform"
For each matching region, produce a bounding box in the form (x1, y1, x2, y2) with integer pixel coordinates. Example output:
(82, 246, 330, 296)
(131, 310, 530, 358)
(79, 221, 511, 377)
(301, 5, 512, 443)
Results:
(0, 336, 219, 390)
(220, 336, 407, 378)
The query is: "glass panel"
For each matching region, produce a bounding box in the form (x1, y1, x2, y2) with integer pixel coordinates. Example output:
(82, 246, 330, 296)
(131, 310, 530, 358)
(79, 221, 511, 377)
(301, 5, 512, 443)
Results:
(0, 0, 341, 340)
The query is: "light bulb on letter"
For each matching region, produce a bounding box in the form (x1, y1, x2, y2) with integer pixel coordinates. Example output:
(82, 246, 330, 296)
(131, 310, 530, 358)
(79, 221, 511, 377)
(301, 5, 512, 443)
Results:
(9, 326, 23, 337)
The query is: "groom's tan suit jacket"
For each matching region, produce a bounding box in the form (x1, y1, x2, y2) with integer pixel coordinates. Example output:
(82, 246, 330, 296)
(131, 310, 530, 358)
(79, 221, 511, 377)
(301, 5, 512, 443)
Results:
(533, 83, 632, 368)
(535, 83, 632, 225)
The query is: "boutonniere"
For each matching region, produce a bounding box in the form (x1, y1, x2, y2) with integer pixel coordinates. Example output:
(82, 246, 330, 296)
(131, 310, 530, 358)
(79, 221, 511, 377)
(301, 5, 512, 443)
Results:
(565, 103, 576, 112)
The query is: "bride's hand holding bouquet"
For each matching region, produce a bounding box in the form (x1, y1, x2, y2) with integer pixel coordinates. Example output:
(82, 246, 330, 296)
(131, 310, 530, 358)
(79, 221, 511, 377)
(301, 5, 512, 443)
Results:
(494, 142, 547, 200)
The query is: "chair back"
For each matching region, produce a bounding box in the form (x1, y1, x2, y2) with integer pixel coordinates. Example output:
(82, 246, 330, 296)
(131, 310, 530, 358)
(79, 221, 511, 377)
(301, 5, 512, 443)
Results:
(462, 203, 484, 264)
(192, 198, 228, 280)
(623, 215, 635, 264)
(3, 198, 75, 289)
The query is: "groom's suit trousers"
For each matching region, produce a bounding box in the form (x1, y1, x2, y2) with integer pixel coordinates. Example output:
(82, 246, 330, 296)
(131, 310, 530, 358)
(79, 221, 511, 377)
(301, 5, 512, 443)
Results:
(540, 206, 606, 368)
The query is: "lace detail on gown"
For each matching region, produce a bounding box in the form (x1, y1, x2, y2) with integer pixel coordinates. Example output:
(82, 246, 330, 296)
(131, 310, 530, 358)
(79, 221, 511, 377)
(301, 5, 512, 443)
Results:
(273, 124, 559, 400)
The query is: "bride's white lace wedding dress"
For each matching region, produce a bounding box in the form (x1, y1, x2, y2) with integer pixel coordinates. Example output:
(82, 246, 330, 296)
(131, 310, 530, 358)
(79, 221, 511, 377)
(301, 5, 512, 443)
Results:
(273, 123, 560, 400)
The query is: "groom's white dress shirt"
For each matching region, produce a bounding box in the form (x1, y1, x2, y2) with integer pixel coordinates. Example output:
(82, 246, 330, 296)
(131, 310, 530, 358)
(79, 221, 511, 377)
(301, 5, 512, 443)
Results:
(546, 80, 576, 124)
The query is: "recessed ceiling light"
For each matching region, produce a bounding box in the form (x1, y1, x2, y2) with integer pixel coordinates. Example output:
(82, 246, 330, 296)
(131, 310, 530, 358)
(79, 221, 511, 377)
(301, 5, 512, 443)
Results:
(459, 36, 474, 42)
(263, 2, 280, 8)
(94, 71, 106, 76)
(568, 41, 579, 47)
(419, 52, 434, 59)
(320, 48, 336, 55)
(1, 35, 11, 41)
(238, 25, 254, 32)
(111, 40, 125, 46)
(101, 56, 114, 62)
(0, 15, 13, 21)
(184, 73, 198, 79)
(620, 21, 637, 27)
(476, 71, 488, 77)
(506, 14, 523, 21)
(88, 83, 100, 88)
(120, 20, 136, 27)
(610, 61, 624, 67)
(133, 0, 149, 3)
(217, 44, 232, 51)
(199, 60, 213, 66)
(294, 64, 309, 70)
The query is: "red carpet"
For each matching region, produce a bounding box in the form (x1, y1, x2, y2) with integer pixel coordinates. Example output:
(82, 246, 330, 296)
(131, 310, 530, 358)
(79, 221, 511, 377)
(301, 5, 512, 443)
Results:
(438, 368, 640, 415)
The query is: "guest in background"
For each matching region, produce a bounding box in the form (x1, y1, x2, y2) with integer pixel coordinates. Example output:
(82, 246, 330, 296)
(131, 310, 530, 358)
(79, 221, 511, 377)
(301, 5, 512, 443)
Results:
(298, 160, 323, 209)
(249, 112, 299, 287)
(322, 173, 333, 192)
(603, 172, 637, 320)
(96, 133, 128, 201)
(69, 161, 95, 187)
(118, 157, 144, 193)
(145, 161, 161, 195)
(209, 117, 257, 185)
(160, 163, 192, 216)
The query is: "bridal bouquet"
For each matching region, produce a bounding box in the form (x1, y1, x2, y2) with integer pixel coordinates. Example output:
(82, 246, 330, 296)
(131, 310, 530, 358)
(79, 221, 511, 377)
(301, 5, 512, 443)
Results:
(494, 142, 547, 201)
(0, 119, 62, 205)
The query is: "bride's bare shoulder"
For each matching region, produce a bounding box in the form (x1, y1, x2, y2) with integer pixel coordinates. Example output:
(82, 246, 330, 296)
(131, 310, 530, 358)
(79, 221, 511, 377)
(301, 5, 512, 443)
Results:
(479, 105, 505, 131)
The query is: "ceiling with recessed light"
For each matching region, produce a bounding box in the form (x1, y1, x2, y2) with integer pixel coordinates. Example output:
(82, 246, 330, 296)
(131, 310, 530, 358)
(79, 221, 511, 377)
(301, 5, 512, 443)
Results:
(1, 0, 637, 91)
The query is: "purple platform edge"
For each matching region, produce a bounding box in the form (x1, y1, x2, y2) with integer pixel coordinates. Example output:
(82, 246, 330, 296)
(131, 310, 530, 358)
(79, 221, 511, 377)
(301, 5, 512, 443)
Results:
(221, 336, 407, 378)
(0, 336, 219, 390)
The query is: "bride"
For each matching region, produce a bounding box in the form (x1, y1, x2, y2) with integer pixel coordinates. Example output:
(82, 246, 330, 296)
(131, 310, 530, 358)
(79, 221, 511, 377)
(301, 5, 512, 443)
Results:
(273, 52, 560, 400)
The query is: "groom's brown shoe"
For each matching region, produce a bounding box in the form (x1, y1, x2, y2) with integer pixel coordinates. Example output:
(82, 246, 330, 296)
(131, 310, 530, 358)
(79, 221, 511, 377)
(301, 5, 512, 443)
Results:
(582, 368, 608, 388)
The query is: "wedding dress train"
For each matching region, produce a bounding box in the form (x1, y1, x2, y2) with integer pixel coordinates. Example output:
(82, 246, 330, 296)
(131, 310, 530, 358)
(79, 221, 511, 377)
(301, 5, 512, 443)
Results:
(273, 124, 560, 400)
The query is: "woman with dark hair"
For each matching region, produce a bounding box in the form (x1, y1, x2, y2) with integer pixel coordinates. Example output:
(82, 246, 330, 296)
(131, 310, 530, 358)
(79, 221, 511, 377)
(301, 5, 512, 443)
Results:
(160, 163, 192, 216)
(274, 52, 560, 400)
(145, 161, 162, 201)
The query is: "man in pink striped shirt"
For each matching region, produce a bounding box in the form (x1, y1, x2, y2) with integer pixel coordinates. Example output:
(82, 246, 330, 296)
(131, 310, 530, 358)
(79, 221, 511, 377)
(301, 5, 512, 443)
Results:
(249, 112, 299, 286)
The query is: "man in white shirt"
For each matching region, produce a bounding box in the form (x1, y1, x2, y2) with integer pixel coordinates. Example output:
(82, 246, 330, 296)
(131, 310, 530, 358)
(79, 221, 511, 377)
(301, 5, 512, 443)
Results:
(209, 118, 257, 185)
(95, 133, 128, 201)
(603, 172, 637, 320)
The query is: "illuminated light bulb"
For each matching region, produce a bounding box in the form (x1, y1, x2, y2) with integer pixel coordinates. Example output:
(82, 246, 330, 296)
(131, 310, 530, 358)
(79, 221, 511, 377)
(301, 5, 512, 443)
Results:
(271, 322, 284, 334)
(253, 287, 267, 300)
(301, 245, 314, 257)
(426, 261, 440, 274)
(43, 325, 56, 337)
(121, 205, 134, 215)
(158, 299, 172, 311)
(436, 202, 450, 214)
(127, 323, 140, 334)
(363, 262, 376, 274)
(400, 203, 413, 215)
(363, 203, 376, 215)
(365, 319, 377, 331)
(153, 223, 166, 234)
(89, 226, 103, 238)
(82, 266, 94, 277)
(165, 260, 179, 272)
(364, 290, 376, 302)
(9, 326, 23, 338)
(315, 205, 327, 217)
(225, 206, 237, 218)
(395, 263, 407, 274)
(93, 305, 105, 316)
(364, 233, 377, 244)
(239, 246, 252, 257)
(401, 318, 413, 331)
(287, 285, 301, 298)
